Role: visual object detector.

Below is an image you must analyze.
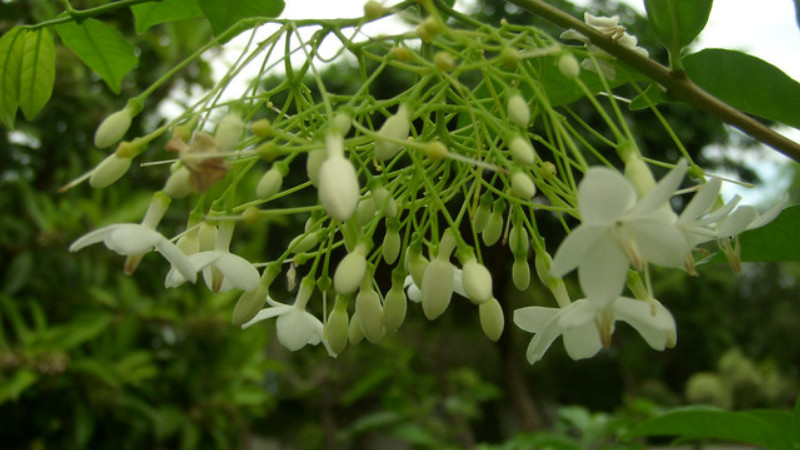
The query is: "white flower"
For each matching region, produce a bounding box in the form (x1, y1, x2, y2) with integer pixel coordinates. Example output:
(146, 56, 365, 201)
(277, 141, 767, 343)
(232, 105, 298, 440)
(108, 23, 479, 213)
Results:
(560, 13, 648, 79)
(69, 223, 196, 283)
(514, 296, 676, 364)
(404, 270, 467, 303)
(551, 160, 689, 299)
(241, 279, 335, 356)
(166, 222, 259, 292)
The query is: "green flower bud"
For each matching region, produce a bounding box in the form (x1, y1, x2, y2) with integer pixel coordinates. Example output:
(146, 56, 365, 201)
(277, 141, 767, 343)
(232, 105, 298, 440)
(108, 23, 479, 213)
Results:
(511, 170, 536, 200)
(231, 284, 267, 326)
(371, 186, 398, 218)
(507, 94, 530, 128)
(89, 153, 132, 188)
(215, 112, 244, 152)
(334, 111, 352, 135)
(257, 141, 278, 162)
(499, 47, 520, 69)
(306, 149, 326, 186)
(416, 16, 445, 42)
(382, 224, 401, 264)
(624, 155, 656, 199)
(356, 285, 384, 343)
(461, 258, 493, 304)
(479, 298, 504, 341)
(482, 203, 505, 246)
(325, 296, 350, 354)
(509, 221, 529, 257)
(558, 52, 580, 79)
(355, 199, 378, 227)
(382, 279, 407, 332)
(197, 221, 217, 252)
(685, 372, 732, 409)
(363, 0, 387, 20)
(256, 166, 284, 200)
(289, 230, 322, 254)
(406, 246, 429, 288)
(374, 104, 410, 161)
(94, 108, 133, 148)
(473, 194, 492, 232)
(334, 250, 368, 296)
(249, 118, 271, 138)
(421, 234, 457, 321)
(509, 135, 536, 166)
(434, 51, 456, 71)
(348, 310, 364, 345)
(512, 257, 530, 290)
(163, 166, 193, 198)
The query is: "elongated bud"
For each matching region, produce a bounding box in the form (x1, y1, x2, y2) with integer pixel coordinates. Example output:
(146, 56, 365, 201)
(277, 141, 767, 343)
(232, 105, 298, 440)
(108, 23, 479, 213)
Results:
(473, 194, 492, 232)
(510, 170, 536, 199)
(417, 16, 445, 42)
(424, 141, 448, 161)
(288, 230, 323, 254)
(461, 258, 493, 304)
(249, 118, 271, 138)
(231, 263, 280, 326)
(382, 220, 401, 264)
(507, 94, 530, 128)
(197, 221, 217, 252)
(215, 112, 244, 152)
(163, 166, 193, 198)
(90, 153, 132, 188)
(348, 310, 364, 344)
(319, 133, 360, 221)
(326, 295, 350, 354)
(509, 135, 536, 166)
(334, 245, 368, 296)
(374, 104, 410, 161)
(482, 201, 505, 246)
(94, 108, 133, 148)
(383, 276, 407, 332)
(479, 298, 504, 341)
(624, 154, 656, 199)
(509, 220, 528, 257)
(405, 244, 429, 288)
(371, 186, 398, 218)
(356, 281, 384, 343)
(355, 199, 378, 227)
(512, 257, 530, 290)
(558, 52, 581, 79)
(421, 231, 457, 320)
(256, 165, 284, 200)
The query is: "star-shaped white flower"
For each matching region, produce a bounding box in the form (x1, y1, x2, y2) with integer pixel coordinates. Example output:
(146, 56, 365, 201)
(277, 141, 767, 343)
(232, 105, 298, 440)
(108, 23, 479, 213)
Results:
(513, 296, 676, 364)
(560, 13, 649, 79)
(69, 223, 196, 283)
(551, 160, 689, 299)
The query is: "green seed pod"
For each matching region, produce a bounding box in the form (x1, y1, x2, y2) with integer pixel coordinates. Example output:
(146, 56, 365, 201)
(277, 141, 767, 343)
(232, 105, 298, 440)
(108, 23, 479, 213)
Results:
(421, 258, 454, 320)
(507, 94, 530, 128)
(512, 257, 530, 290)
(90, 153, 132, 188)
(325, 296, 350, 354)
(382, 279, 407, 332)
(374, 104, 410, 161)
(94, 108, 133, 148)
(356, 285, 384, 343)
(256, 167, 283, 199)
(509, 135, 536, 166)
(482, 205, 504, 246)
(479, 298, 504, 341)
(348, 310, 364, 345)
(382, 222, 401, 265)
(461, 258, 493, 304)
(215, 112, 244, 152)
(334, 250, 367, 296)
(249, 118, 271, 138)
(511, 170, 536, 200)
(558, 52, 581, 79)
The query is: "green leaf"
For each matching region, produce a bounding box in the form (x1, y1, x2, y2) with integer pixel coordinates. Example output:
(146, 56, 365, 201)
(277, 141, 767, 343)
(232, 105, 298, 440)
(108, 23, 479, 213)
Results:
(0, 369, 38, 403)
(684, 49, 800, 129)
(644, 0, 713, 52)
(630, 406, 792, 449)
(793, 395, 800, 445)
(131, 0, 204, 34)
(630, 83, 670, 110)
(736, 204, 800, 262)
(0, 27, 26, 129)
(54, 19, 138, 94)
(198, 0, 285, 37)
(18, 28, 55, 120)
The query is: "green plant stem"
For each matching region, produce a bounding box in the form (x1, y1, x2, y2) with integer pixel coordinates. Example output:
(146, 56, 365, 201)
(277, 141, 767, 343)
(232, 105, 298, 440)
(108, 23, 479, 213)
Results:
(24, 0, 162, 29)
(504, 0, 800, 163)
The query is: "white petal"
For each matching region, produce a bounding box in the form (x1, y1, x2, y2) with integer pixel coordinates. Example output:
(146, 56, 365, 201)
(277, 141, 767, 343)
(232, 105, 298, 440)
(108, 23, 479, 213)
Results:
(557, 299, 598, 329)
(634, 220, 690, 268)
(406, 282, 422, 303)
(187, 251, 225, 270)
(681, 178, 721, 222)
(578, 168, 636, 225)
(524, 314, 564, 364)
(717, 206, 758, 237)
(576, 234, 629, 300)
(748, 196, 786, 230)
(241, 305, 294, 329)
(276, 309, 321, 351)
(614, 297, 675, 350)
(696, 195, 741, 227)
(513, 306, 560, 333)
(452, 268, 467, 298)
(550, 225, 606, 278)
(562, 323, 603, 360)
(630, 159, 687, 217)
(214, 253, 260, 291)
(106, 225, 163, 255)
(69, 225, 121, 252)
(155, 239, 197, 284)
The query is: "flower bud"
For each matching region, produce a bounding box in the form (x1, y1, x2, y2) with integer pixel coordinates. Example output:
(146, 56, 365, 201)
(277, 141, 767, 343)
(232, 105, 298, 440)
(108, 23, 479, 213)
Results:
(215, 112, 244, 152)
(473, 195, 492, 232)
(405, 246, 429, 288)
(318, 154, 360, 221)
(624, 155, 656, 199)
(256, 166, 283, 200)
(434, 51, 456, 71)
(334, 111, 352, 135)
(348, 310, 364, 345)
(257, 141, 278, 162)
(509, 135, 536, 166)
(461, 259, 493, 304)
(417, 16, 445, 42)
(479, 298, 504, 341)
(231, 284, 267, 326)
(326, 296, 350, 354)
(355, 199, 378, 227)
(198, 221, 217, 251)
(424, 141, 448, 161)
(512, 257, 530, 290)
(421, 258, 454, 320)
(382, 278, 407, 332)
(509, 220, 529, 257)
(382, 223, 401, 264)
(507, 94, 530, 128)
(482, 203, 505, 246)
(558, 52, 581, 79)
(334, 250, 368, 296)
(371, 186, 398, 218)
(94, 108, 133, 148)
(511, 170, 536, 199)
(499, 47, 520, 69)
(356, 284, 384, 343)
(363, 0, 387, 20)
(163, 166, 193, 198)
(249, 118, 271, 138)
(289, 230, 323, 254)
(374, 104, 410, 161)
(90, 153, 132, 188)
(391, 47, 412, 62)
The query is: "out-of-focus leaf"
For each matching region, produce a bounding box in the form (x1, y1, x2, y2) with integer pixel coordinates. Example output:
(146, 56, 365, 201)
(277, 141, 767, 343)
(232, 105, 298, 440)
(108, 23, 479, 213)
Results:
(131, 0, 204, 34)
(340, 367, 393, 407)
(0, 27, 25, 129)
(736, 204, 800, 262)
(644, 0, 713, 52)
(73, 403, 95, 447)
(54, 19, 138, 94)
(180, 421, 201, 450)
(154, 406, 186, 439)
(630, 83, 670, 110)
(19, 28, 55, 120)
(0, 369, 38, 403)
(230, 384, 271, 406)
(3, 251, 33, 295)
(0, 295, 32, 346)
(629, 406, 793, 449)
(48, 312, 113, 351)
(684, 49, 800, 130)
(70, 359, 121, 387)
(389, 423, 439, 447)
(198, 0, 285, 37)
